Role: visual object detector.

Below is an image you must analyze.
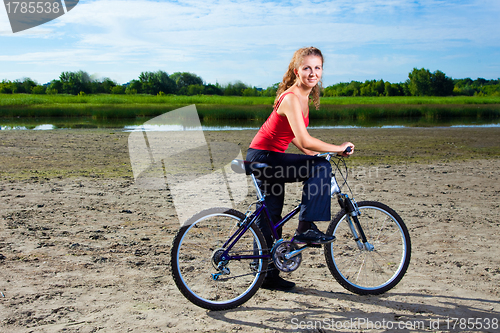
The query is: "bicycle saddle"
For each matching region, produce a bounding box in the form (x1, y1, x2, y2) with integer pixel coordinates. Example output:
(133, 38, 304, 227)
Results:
(231, 159, 269, 175)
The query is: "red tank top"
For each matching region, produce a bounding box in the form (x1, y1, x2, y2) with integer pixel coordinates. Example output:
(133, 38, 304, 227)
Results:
(249, 92, 309, 153)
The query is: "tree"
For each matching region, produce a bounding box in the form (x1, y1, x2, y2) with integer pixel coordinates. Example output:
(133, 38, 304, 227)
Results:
(359, 80, 384, 96)
(31, 85, 46, 94)
(359, 82, 372, 96)
(59, 71, 91, 94)
(369, 79, 384, 96)
(138, 71, 176, 95)
(384, 81, 395, 96)
(47, 80, 63, 94)
(483, 84, 500, 96)
(97, 78, 116, 94)
(323, 83, 343, 96)
(431, 70, 454, 96)
(242, 87, 259, 97)
(346, 81, 361, 96)
(223, 81, 248, 96)
(203, 84, 223, 95)
(12, 78, 37, 94)
(0, 80, 13, 93)
(185, 84, 205, 95)
(475, 78, 487, 86)
(407, 68, 432, 96)
(170, 72, 204, 92)
(454, 78, 473, 88)
(111, 85, 125, 94)
(125, 80, 142, 94)
(0, 78, 45, 94)
(261, 83, 279, 97)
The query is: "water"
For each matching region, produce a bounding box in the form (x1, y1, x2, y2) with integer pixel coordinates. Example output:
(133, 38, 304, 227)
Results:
(1, 116, 499, 131)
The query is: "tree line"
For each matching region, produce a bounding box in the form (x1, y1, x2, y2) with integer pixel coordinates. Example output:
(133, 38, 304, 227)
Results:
(324, 68, 500, 97)
(1, 68, 499, 97)
(0, 70, 278, 97)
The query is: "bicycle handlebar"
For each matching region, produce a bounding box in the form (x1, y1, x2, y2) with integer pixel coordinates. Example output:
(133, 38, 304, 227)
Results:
(316, 146, 352, 158)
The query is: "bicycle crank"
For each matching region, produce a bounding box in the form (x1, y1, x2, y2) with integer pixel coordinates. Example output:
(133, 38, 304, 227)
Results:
(271, 239, 302, 272)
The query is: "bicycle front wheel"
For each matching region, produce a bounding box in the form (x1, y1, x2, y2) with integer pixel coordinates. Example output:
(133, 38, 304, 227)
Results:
(324, 201, 411, 295)
(171, 208, 268, 310)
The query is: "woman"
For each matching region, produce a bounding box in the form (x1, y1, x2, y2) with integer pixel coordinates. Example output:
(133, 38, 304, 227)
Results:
(246, 46, 354, 289)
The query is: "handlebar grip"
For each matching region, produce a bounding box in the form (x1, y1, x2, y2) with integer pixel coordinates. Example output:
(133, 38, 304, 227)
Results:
(344, 146, 352, 154)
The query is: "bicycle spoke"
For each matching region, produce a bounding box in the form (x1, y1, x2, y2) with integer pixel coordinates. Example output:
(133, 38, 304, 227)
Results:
(325, 202, 411, 294)
(353, 253, 367, 284)
(172, 208, 268, 310)
(367, 251, 395, 282)
(373, 215, 389, 241)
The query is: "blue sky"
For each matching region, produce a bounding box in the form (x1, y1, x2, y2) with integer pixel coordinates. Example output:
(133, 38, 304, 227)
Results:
(1, 0, 499, 87)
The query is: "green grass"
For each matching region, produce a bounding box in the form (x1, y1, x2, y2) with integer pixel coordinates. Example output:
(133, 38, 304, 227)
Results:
(0, 94, 276, 106)
(2, 94, 500, 107)
(319, 95, 500, 105)
(1, 94, 500, 120)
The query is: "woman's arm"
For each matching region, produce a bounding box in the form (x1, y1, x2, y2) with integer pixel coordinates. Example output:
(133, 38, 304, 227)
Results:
(279, 94, 355, 154)
(291, 138, 318, 155)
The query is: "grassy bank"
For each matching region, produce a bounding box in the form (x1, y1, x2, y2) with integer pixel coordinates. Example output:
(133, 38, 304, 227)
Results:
(0, 94, 276, 106)
(2, 94, 500, 106)
(1, 94, 500, 121)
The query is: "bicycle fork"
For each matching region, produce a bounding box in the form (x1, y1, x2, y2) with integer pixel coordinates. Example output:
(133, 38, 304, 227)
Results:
(338, 194, 374, 252)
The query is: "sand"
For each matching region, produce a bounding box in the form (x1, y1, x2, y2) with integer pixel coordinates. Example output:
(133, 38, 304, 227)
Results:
(0, 127, 499, 332)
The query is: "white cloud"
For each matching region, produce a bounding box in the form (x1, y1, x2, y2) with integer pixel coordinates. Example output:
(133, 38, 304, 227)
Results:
(0, 0, 499, 84)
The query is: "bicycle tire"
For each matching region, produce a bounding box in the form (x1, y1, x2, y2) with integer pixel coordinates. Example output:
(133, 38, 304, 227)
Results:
(324, 201, 411, 295)
(171, 207, 268, 310)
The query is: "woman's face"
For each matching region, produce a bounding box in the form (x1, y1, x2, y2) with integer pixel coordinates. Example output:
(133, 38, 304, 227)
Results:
(295, 55, 323, 89)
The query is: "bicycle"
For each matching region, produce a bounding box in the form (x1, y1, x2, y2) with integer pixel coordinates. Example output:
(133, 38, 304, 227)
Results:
(171, 150, 411, 311)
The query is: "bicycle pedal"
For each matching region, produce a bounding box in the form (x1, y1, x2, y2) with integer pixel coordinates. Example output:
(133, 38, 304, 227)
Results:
(291, 241, 321, 248)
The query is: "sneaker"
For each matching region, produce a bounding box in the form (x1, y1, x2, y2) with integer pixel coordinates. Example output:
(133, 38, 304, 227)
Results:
(261, 275, 296, 290)
(293, 228, 335, 244)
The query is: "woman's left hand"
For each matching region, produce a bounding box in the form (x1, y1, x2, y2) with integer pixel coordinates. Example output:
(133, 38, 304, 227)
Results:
(340, 142, 355, 156)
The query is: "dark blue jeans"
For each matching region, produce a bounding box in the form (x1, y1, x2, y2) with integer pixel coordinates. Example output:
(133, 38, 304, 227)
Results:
(246, 148, 332, 249)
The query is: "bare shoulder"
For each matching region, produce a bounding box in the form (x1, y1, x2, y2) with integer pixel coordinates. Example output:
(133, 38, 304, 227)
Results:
(277, 92, 301, 116)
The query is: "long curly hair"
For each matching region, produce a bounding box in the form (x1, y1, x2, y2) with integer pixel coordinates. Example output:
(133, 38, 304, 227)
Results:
(274, 47, 324, 110)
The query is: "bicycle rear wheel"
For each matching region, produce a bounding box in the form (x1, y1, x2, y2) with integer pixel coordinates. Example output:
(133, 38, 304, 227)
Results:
(171, 208, 268, 310)
(324, 201, 411, 295)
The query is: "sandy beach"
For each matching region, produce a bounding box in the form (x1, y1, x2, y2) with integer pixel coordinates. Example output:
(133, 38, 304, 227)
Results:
(1, 127, 499, 332)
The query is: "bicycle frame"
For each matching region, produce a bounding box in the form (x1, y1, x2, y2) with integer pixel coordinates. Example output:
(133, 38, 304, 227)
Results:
(172, 152, 411, 310)
(220, 153, 368, 262)
(220, 197, 301, 262)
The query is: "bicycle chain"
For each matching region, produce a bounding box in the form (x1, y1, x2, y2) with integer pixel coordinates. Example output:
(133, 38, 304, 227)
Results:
(212, 267, 274, 282)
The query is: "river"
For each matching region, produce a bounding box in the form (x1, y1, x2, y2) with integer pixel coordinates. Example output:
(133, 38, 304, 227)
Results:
(1, 116, 499, 131)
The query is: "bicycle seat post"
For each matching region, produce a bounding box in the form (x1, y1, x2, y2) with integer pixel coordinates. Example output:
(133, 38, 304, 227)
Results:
(251, 173, 265, 202)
